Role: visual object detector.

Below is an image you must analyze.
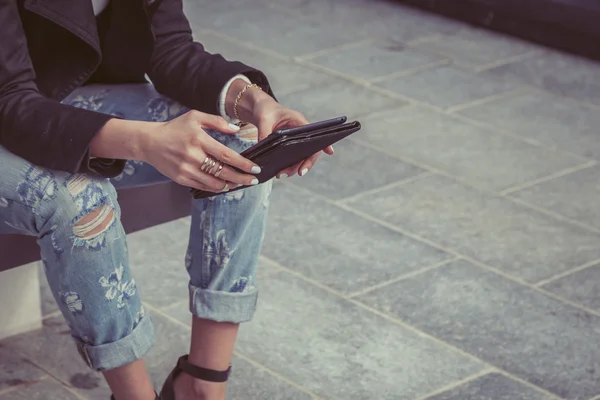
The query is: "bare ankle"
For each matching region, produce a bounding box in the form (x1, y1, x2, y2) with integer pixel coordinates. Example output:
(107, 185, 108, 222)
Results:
(103, 360, 155, 400)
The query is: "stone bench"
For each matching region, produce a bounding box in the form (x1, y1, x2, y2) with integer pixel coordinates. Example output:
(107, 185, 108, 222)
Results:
(0, 181, 191, 340)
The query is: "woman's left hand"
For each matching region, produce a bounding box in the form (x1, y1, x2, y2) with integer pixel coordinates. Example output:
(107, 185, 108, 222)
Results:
(225, 79, 333, 179)
(252, 99, 334, 179)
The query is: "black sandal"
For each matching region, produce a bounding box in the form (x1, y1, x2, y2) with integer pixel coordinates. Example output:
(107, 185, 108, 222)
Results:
(159, 355, 232, 400)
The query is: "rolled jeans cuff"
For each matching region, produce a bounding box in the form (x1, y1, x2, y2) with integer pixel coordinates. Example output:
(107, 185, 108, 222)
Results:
(189, 283, 259, 323)
(76, 314, 156, 372)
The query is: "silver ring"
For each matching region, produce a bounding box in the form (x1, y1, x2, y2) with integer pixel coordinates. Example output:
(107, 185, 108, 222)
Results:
(213, 164, 224, 178)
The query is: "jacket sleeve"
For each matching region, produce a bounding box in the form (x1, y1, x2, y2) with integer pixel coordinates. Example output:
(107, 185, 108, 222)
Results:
(147, 0, 275, 115)
(0, 0, 124, 176)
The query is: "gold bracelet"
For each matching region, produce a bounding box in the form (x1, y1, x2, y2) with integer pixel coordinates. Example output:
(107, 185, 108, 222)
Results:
(233, 83, 262, 125)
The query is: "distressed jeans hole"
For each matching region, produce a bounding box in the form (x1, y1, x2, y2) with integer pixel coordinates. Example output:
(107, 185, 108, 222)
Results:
(66, 174, 91, 197)
(73, 204, 115, 240)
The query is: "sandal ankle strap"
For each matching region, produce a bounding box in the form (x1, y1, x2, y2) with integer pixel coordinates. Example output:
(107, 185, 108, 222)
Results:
(177, 355, 231, 383)
(110, 392, 159, 400)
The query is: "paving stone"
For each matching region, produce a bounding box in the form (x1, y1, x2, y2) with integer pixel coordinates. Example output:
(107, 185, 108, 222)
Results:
(226, 357, 313, 400)
(97, 302, 314, 399)
(261, 184, 451, 294)
(279, 81, 407, 122)
(307, 39, 446, 81)
(357, 107, 583, 191)
(357, 260, 600, 399)
(0, 379, 80, 400)
(0, 345, 45, 391)
(346, 175, 600, 283)
(542, 263, 600, 312)
(192, 31, 333, 96)
(185, 4, 365, 57)
(234, 271, 484, 399)
(256, 255, 283, 279)
(288, 139, 424, 200)
(416, 27, 542, 69)
(379, 65, 520, 109)
(1, 313, 190, 400)
(510, 165, 600, 228)
(459, 89, 600, 159)
(273, 0, 463, 42)
(488, 50, 600, 106)
(424, 373, 554, 400)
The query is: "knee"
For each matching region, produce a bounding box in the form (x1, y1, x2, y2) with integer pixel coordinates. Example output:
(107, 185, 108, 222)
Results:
(37, 172, 120, 248)
(72, 202, 116, 243)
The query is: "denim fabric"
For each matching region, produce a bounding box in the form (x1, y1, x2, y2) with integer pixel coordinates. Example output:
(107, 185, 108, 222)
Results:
(0, 84, 272, 371)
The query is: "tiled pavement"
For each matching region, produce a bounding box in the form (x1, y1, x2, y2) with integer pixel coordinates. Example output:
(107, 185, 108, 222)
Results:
(3, 0, 600, 399)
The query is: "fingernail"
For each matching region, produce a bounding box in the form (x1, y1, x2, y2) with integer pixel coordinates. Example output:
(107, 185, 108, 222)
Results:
(329, 147, 335, 155)
(229, 123, 240, 131)
(300, 168, 309, 176)
(278, 173, 288, 179)
(236, 183, 244, 188)
(251, 166, 261, 174)
(250, 178, 259, 185)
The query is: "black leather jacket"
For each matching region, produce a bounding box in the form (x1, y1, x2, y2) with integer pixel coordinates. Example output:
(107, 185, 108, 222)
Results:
(0, 0, 272, 176)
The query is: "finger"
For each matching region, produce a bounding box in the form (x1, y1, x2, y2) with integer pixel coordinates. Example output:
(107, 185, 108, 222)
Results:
(182, 177, 229, 193)
(189, 148, 258, 186)
(188, 110, 240, 134)
(203, 138, 262, 175)
(276, 161, 302, 179)
(213, 162, 260, 187)
(298, 152, 322, 176)
(180, 163, 232, 192)
(323, 145, 334, 155)
(258, 110, 309, 141)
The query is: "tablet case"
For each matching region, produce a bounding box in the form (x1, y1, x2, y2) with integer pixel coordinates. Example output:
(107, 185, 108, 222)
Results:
(191, 120, 361, 199)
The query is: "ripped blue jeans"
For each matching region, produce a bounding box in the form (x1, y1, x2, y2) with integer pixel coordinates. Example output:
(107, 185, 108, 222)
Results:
(0, 84, 272, 371)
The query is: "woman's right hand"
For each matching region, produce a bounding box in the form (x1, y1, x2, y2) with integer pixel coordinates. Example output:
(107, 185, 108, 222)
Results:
(139, 110, 261, 192)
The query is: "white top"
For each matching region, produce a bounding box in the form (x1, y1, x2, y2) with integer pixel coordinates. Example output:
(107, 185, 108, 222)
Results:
(92, 0, 110, 15)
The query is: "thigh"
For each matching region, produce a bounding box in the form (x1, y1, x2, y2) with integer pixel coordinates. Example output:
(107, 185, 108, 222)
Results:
(0, 145, 52, 235)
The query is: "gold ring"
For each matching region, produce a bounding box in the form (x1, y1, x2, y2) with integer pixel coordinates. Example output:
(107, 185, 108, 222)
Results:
(200, 156, 212, 171)
(201, 157, 216, 172)
(213, 164, 224, 178)
(207, 159, 217, 172)
(207, 160, 220, 175)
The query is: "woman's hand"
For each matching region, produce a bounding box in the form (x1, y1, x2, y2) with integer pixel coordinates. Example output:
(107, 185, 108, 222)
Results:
(225, 79, 333, 179)
(140, 111, 262, 192)
(92, 111, 261, 193)
(253, 99, 334, 179)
